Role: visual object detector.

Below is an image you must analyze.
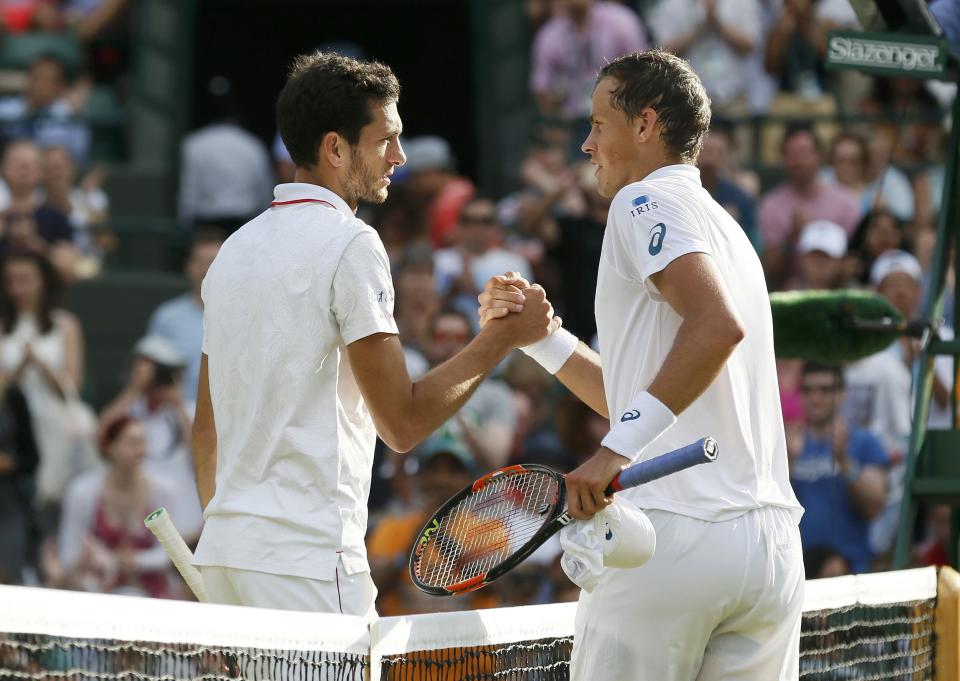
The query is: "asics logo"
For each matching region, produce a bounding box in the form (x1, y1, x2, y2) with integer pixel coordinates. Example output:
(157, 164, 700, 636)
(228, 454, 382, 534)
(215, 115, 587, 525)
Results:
(620, 410, 640, 422)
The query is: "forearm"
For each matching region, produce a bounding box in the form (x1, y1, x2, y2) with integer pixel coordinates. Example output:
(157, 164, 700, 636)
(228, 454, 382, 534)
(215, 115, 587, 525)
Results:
(555, 343, 608, 418)
(646, 315, 744, 415)
(764, 24, 790, 74)
(846, 465, 886, 520)
(716, 20, 754, 55)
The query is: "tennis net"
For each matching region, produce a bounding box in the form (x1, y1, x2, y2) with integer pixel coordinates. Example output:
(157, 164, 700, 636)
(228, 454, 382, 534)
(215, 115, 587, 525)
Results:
(0, 566, 946, 681)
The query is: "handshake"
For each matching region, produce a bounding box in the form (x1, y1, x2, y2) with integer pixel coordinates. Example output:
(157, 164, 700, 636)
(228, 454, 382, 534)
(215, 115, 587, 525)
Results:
(476, 272, 562, 350)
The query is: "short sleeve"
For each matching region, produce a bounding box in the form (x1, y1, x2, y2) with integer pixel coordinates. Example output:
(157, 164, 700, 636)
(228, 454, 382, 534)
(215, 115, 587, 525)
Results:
(607, 187, 713, 285)
(332, 230, 399, 345)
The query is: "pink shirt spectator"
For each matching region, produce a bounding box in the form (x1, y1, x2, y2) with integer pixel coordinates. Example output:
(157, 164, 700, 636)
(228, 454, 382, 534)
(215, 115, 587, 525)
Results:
(531, 1, 647, 119)
(759, 180, 862, 249)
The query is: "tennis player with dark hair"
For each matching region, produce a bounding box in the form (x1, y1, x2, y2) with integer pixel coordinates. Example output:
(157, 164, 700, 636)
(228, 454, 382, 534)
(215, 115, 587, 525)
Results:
(480, 50, 804, 680)
(190, 51, 554, 616)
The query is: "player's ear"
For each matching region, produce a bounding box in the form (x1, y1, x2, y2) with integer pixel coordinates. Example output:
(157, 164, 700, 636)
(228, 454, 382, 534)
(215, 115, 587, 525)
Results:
(634, 107, 658, 146)
(319, 131, 347, 169)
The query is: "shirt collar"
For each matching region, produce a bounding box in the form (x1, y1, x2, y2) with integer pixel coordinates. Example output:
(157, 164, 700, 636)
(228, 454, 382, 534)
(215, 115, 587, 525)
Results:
(642, 164, 702, 185)
(272, 183, 355, 218)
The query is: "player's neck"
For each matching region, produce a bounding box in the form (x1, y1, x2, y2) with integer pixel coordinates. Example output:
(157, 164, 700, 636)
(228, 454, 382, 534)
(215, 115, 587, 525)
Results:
(628, 150, 686, 185)
(292, 166, 358, 213)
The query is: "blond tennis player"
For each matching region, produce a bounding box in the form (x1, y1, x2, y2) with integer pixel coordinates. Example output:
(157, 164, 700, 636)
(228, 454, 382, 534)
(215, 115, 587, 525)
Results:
(190, 52, 554, 616)
(480, 51, 804, 680)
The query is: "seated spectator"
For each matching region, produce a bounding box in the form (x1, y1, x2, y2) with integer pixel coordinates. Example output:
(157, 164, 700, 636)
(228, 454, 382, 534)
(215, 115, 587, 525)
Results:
(370, 185, 426, 267)
(765, 0, 831, 99)
(178, 77, 273, 234)
(759, 123, 861, 289)
(393, 245, 438, 376)
(792, 220, 847, 290)
(98, 336, 201, 541)
(698, 127, 759, 251)
(789, 362, 889, 573)
(861, 133, 915, 223)
(0, 0, 60, 32)
(271, 131, 295, 184)
(56, 415, 175, 597)
(40, 145, 108, 275)
(0, 55, 91, 165)
(424, 309, 517, 470)
(531, 0, 647, 134)
(0, 374, 38, 585)
(650, 0, 762, 114)
(402, 135, 475, 249)
(803, 546, 850, 579)
(847, 208, 910, 286)
(434, 196, 532, 328)
(0, 140, 76, 280)
(0, 249, 95, 531)
(146, 229, 223, 403)
(367, 435, 499, 615)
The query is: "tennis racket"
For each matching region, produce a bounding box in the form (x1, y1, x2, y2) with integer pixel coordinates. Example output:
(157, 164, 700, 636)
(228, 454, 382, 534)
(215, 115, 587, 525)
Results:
(144, 507, 209, 602)
(409, 437, 718, 596)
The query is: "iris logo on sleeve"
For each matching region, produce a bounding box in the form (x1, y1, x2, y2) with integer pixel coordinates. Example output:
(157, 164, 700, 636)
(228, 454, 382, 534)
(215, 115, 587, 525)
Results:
(630, 195, 660, 217)
(648, 223, 667, 255)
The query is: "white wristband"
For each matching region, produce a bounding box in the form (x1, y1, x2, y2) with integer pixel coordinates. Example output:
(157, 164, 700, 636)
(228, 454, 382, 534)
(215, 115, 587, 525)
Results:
(520, 327, 579, 375)
(602, 391, 677, 462)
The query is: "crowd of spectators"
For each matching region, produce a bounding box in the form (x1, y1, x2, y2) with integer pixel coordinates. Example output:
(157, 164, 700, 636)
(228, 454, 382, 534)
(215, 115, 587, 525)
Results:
(0, 0, 957, 617)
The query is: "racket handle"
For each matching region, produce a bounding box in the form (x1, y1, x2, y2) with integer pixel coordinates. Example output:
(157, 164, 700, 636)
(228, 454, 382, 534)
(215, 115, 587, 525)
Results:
(605, 437, 718, 495)
(144, 507, 210, 602)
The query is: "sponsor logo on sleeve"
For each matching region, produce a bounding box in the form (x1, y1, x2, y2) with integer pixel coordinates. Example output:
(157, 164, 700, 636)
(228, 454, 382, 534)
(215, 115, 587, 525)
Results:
(630, 195, 660, 217)
(620, 409, 641, 422)
(648, 223, 666, 255)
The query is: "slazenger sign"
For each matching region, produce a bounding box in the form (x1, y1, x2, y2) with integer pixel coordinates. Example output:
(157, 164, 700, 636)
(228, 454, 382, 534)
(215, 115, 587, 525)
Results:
(826, 31, 947, 78)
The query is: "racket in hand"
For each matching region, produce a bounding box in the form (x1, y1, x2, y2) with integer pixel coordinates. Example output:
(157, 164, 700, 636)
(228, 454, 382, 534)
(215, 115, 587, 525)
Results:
(409, 437, 718, 596)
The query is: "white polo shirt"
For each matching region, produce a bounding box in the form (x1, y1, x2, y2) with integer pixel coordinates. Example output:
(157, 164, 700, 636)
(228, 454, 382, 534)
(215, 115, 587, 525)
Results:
(596, 165, 802, 523)
(193, 183, 398, 581)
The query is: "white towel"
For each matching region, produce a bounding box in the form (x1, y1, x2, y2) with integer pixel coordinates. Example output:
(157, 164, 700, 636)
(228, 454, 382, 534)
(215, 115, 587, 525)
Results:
(559, 498, 656, 592)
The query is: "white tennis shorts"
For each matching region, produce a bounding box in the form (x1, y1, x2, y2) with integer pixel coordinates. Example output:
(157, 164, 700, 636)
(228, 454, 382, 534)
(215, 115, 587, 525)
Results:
(571, 505, 804, 681)
(199, 562, 377, 618)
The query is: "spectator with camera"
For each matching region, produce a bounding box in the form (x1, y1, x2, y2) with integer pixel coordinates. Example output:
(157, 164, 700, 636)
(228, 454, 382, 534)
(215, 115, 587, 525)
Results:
(98, 335, 201, 542)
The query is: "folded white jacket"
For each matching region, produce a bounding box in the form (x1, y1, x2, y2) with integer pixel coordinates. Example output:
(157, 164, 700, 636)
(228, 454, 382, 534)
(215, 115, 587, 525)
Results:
(559, 498, 656, 592)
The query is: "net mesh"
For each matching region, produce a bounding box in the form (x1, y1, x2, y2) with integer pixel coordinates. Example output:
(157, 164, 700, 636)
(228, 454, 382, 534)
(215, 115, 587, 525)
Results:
(0, 568, 942, 681)
(413, 468, 561, 590)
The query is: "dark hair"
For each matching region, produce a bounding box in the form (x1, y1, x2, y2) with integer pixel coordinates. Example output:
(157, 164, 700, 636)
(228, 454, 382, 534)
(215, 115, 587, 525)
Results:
(803, 546, 849, 578)
(801, 361, 845, 389)
(596, 50, 711, 163)
(782, 121, 819, 152)
(190, 227, 225, 253)
(276, 51, 400, 169)
(99, 414, 139, 454)
(0, 250, 63, 335)
(848, 208, 910, 284)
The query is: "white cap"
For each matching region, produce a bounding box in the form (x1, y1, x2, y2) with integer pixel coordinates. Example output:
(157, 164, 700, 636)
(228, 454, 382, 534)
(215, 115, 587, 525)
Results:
(134, 335, 185, 367)
(870, 249, 923, 286)
(798, 220, 847, 258)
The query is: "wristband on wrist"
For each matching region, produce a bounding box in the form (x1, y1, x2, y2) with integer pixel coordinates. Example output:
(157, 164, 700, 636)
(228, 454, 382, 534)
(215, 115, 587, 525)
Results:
(520, 327, 579, 375)
(601, 391, 677, 462)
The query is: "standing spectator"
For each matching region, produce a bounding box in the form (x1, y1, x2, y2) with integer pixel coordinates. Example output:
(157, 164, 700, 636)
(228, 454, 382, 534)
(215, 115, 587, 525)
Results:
(793, 219, 847, 290)
(402, 135, 475, 249)
(697, 127, 759, 251)
(434, 196, 532, 327)
(178, 78, 274, 234)
(531, 0, 647, 132)
(0, 375, 38, 584)
(146, 229, 223, 403)
(759, 123, 862, 289)
(424, 309, 517, 470)
(56, 415, 175, 597)
(0, 55, 91, 166)
(41, 145, 109, 274)
(649, 0, 762, 114)
(0, 140, 76, 280)
(0, 249, 95, 530)
(789, 362, 888, 573)
(98, 336, 201, 541)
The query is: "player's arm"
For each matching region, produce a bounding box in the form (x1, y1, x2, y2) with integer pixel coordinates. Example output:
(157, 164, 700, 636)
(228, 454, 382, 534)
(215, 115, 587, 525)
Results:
(479, 273, 608, 418)
(192, 354, 217, 510)
(348, 292, 555, 453)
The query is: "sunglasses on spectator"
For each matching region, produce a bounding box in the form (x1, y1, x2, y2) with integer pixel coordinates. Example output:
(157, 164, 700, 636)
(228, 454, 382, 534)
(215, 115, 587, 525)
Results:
(801, 384, 841, 395)
(461, 214, 497, 225)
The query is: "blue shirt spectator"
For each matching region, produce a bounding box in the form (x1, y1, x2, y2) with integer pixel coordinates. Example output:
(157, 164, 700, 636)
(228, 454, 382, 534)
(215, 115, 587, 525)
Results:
(146, 230, 223, 402)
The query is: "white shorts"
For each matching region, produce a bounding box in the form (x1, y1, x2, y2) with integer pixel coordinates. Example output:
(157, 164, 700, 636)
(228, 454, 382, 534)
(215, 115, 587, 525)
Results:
(571, 505, 804, 681)
(198, 562, 377, 618)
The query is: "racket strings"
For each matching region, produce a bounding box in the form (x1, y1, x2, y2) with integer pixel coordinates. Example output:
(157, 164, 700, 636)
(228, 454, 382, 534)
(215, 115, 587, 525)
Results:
(416, 470, 559, 588)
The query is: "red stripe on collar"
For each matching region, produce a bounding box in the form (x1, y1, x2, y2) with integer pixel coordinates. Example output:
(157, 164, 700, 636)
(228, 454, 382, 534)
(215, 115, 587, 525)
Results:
(271, 198, 337, 209)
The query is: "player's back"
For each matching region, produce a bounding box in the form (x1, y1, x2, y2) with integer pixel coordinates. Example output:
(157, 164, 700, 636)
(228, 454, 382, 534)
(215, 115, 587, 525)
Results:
(597, 164, 801, 522)
(194, 189, 386, 580)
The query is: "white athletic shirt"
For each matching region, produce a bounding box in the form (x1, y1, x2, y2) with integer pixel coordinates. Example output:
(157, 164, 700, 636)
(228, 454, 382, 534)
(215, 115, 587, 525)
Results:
(193, 183, 398, 580)
(596, 164, 802, 522)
